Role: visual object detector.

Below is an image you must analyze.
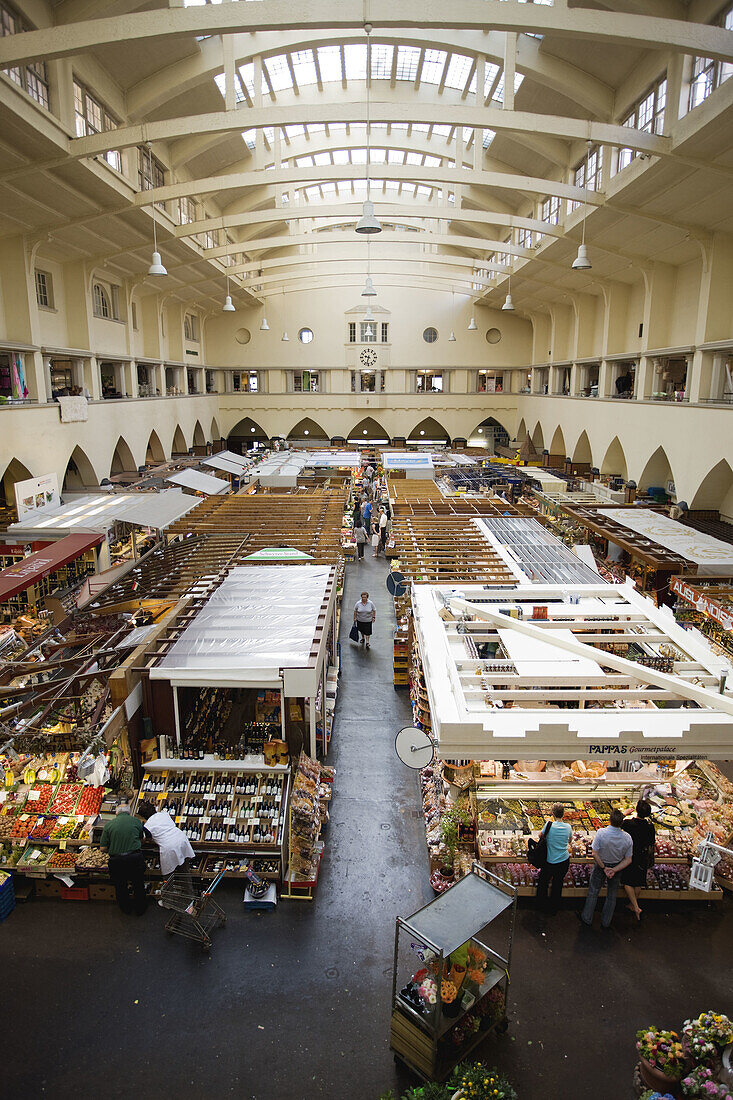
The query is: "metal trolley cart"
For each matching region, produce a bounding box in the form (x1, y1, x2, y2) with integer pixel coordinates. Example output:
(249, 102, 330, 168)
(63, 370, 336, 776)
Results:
(390, 864, 517, 1082)
(159, 868, 227, 950)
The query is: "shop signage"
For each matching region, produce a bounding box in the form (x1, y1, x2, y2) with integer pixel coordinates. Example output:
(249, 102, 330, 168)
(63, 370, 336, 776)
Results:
(14, 473, 60, 521)
(671, 577, 733, 633)
(244, 547, 314, 560)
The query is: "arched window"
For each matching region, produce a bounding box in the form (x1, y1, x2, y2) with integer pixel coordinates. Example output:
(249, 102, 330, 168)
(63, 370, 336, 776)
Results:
(93, 283, 111, 319)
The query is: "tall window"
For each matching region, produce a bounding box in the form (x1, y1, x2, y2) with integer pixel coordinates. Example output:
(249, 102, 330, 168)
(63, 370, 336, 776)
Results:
(360, 321, 377, 343)
(569, 144, 603, 212)
(517, 226, 535, 249)
(1, 1, 49, 109)
(415, 371, 444, 393)
(73, 79, 121, 170)
(541, 195, 560, 225)
(184, 313, 199, 342)
(177, 196, 196, 225)
(138, 146, 166, 205)
(232, 371, 259, 393)
(689, 3, 733, 110)
(35, 270, 54, 309)
(290, 371, 319, 393)
(616, 76, 667, 173)
(93, 282, 120, 321)
(348, 322, 357, 343)
(381, 322, 389, 343)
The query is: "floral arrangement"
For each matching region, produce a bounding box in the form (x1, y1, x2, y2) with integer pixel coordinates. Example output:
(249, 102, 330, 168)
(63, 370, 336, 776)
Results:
(441, 980, 457, 1005)
(680, 1065, 732, 1099)
(683, 1013, 733, 1064)
(476, 984, 505, 1022)
(640, 1092, 676, 1100)
(418, 977, 437, 1005)
(448, 1061, 518, 1100)
(636, 1028, 688, 1080)
(466, 943, 490, 987)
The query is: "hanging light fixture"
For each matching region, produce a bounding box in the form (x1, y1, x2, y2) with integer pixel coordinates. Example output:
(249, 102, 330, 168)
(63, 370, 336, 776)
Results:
(147, 202, 167, 276)
(222, 274, 235, 312)
(362, 276, 377, 297)
(448, 289, 456, 341)
(260, 315, 270, 331)
(280, 286, 289, 341)
(572, 139, 593, 270)
(355, 26, 382, 235)
(363, 302, 376, 340)
(502, 272, 514, 311)
(468, 316, 477, 331)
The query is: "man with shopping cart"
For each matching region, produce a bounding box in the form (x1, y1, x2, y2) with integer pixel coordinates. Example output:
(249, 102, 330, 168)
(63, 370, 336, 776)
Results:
(100, 801, 148, 916)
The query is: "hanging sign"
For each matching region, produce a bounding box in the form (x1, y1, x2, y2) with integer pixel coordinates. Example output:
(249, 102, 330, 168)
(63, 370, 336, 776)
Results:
(671, 577, 733, 633)
(14, 473, 60, 521)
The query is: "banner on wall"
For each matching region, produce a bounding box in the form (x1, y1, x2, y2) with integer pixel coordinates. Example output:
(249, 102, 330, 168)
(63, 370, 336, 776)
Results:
(11, 354, 28, 400)
(14, 473, 60, 521)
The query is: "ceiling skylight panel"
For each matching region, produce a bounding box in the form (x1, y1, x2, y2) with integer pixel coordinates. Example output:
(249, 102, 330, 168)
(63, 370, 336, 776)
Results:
(353, 178, 368, 191)
(284, 124, 305, 139)
(395, 45, 420, 81)
(242, 128, 257, 148)
(296, 155, 314, 167)
(390, 122, 409, 131)
(484, 63, 501, 97)
(313, 151, 332, 166)
(416, 185, 432, 198)
(328, 122, 348, 132)
(444, 54, 473, 91)
(405, 152, 422, 165)
(371, 43, 394, 79)
(305, 185, 321, 200)
(385, 180, 400, 191)
(214, 73, 226, 98)
(332, 148, 350, 164)
(291, 49, 318, 86)
(423, 155, 442, 167)
(431, 124, 452, 139)
(401, 183, 417, 196)
(306, 123, 326, 135)
(483, 128, 496, 147)
(264, 55, 293, 92)
(370, 148, 387, 163)
(336, 181, 352, 195)
(317, 45, 342, 82)
(238, 62, 255, 98)
(388, 149, 405, 164)
(351, 147, 367, 163)
(343, 44, 367, 80)
(321, 182, 337, 194)
(411, 123, 430, 133)
(420, 49, 447, 85)
(263, 126, 275, 144)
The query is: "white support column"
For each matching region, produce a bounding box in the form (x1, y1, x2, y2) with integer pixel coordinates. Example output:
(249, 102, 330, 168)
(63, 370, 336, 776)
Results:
(503, 34, 516, 111)
(223, 34, 235, 111)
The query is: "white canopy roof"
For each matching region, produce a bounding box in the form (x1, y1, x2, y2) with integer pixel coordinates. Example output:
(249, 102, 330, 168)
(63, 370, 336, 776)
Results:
(166, 469, 230, 495)
(598, 507, 733, 574)
(202, 455, 248, 476)
(150, 565, 332, 686)
(4, 489, 197, 538)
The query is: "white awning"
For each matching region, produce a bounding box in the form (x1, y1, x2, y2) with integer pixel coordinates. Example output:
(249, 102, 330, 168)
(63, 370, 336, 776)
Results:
(166, 469, 230, 495)
(598, 507, 733, 574)
(202, 455, 247, 476)
(110, 489, 199, 529)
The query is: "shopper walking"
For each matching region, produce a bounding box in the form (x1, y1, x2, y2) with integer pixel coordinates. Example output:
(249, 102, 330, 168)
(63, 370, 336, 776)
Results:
(579, 809, 633, 929)
(536, 804, 572, 914)
(100, 800, 147, 915)
(621, 799, 656, 921)
(379, 507, 389, 553)
(362, 498, 372, 536)
(371, 527, 381, 558)
(354, 522, 367, 561)
(353, 591, 376, 649)
(138, 801, 195, 879)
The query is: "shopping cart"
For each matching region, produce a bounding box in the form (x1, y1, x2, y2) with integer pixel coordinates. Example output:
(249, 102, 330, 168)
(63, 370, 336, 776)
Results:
(159, 868, 227, 951)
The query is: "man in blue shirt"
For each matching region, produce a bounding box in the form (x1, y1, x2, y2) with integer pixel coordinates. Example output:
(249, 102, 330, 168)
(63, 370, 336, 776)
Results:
(536, 804, 572, 914)
(362, 499, 372, 536)
(580, 808, 633, 929)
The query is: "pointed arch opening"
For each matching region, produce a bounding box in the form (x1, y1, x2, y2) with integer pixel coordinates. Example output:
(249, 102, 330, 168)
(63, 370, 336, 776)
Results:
(347, 417, 390, 444)
(638, 447, 675, 495)
(210, 417, 220, 441)
(690, 460, 733, 521)
(171, 425, 188, 456)
(468, 417, 511, 451)
(1, 458, 33, 514)
(63, 447, 98, 492)
(517, 419, 528, 442)
(110, 436, 137, 477)
(572, 431, 592, 466)
(407, 417, 450, 445)
(531, 421, 545, 452)
(549, 426, 566, 458)
(601, 437, 628, 481)
(192, 420, 206, 449)
(287, 417, 329, 443)
(227, 417, 268, 454)
(145, 430, 165, 465)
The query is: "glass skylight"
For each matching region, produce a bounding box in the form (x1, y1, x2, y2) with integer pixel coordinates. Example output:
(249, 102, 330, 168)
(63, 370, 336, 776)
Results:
(371, 43, 394, 79)
(420, 49, 447, 85)
(317, 45, 342, 82)
(313, 151, 332, 166)
(332, 149, 350, 164)
(343, 44, 367, 80)
(395, 45, 421, 81)
(264, 54, 292, 92)
(444, 54, 474, 91)
(291, 49, 318, 86)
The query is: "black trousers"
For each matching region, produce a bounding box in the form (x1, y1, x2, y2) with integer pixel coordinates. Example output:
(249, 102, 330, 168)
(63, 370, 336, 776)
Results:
(536, 859, 569, 912)
(108, 851, 147, 915)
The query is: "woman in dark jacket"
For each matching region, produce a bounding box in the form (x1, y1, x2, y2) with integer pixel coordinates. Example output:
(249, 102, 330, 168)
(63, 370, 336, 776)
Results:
(621, 799, 656, 920)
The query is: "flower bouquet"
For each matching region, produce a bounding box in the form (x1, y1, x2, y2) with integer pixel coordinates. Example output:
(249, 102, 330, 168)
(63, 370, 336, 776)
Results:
(680, 1065, 732, 1098)
(441, 979, 461, 1017)
(640, 1092, 676, 1100)
(418, 976, 437, 1007)
(683, 1014, 733, 1067)
(637, 1028, 688, 1080)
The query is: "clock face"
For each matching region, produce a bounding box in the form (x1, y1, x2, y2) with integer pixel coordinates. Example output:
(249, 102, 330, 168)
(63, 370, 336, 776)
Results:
(360, 348, 378, 367)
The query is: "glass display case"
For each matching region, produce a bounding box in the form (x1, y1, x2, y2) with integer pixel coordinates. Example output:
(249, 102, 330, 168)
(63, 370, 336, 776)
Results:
(390, 865, 517, 1081)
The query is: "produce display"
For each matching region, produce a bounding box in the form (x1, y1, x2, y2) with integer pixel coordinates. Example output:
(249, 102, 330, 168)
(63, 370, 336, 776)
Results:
(48, 784, 82, 815)
(76, 787, 104, 816)
(493, 862, 695, 892)
(74, 846, 108, 871)
(24, 783, 54, 813)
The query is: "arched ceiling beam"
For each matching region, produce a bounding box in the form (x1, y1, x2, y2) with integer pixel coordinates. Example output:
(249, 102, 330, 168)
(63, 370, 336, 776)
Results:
(203, 227, 531, 260)
(126, 29, 614, 121)
(2, 1, 731, 68)
(72, 102, 670, 164)
(172, 202, 566, 242)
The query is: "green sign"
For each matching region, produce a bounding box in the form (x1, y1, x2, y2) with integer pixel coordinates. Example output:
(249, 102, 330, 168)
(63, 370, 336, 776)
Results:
(244, 547, 314, 560)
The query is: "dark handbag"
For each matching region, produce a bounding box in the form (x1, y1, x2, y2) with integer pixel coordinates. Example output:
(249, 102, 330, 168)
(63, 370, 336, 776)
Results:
(349, 623, 360, 642)
(527, 822, 551, 868)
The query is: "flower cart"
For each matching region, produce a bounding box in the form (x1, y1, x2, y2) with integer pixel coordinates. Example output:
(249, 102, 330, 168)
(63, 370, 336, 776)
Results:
(390, 863, 517, 1082)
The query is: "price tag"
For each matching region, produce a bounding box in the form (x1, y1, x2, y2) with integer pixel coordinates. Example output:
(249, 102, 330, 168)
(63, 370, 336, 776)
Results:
(157, 792, 167, 801)
(59, 839, 67, 850)
(205, 793, 216, 800)
(38, 769, 47, 780)
(160, 771, 168, 778)
(20, 814, 29, 821)
(27, 791, 40, 802)
(0, 792, 6, 803)
(201, 816, 211, 825)
(175, 816, 182, 824)
(58, 817, 68, 825)
(224, 817, 235, 826)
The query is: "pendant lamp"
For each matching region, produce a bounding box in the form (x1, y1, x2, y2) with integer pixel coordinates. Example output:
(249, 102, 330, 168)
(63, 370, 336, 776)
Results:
(147, 203, 167, 276)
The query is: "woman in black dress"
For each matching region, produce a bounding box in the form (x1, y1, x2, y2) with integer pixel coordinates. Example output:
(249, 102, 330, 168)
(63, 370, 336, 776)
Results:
(621, 799, 656, 920)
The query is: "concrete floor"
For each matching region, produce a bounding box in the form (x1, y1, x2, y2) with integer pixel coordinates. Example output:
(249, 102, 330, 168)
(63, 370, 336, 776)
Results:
(2, 551, 732, 1100)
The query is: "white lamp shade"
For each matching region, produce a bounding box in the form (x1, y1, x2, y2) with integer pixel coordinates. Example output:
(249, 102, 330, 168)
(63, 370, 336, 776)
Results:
(468, 316, 478, 331)
(355, 200, 382, 234)
(260, 317, 270, 331)
(364, 304, 375, 322)
(281, 331, 289, 342)
(501, 293, 514, 311)
(572, 243, 592, 270)
(448, 330, 456, 342)
(148, 251, 167, 276)
(222, 295, 235, 312)
(362, 276, 377, 297)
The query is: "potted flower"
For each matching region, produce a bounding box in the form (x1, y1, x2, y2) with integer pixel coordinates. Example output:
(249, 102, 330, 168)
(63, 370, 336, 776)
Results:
(438, 807, 472, 876)
(683, 1013, 733, 1069)
(448, 1061, 517, 1100)
(637, 1028, 688, 1095)
(681, 1066, 732, 1098)
(640, 1092, 676, 1100)
(441, 980, 460, 1017)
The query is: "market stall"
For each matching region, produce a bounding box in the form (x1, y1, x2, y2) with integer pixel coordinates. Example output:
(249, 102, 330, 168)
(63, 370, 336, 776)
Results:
(0, 534, 102, 623)
(672, 573, 733, 659)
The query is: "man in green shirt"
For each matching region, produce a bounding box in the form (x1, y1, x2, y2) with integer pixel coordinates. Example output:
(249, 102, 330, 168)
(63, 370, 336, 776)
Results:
(100, 802, 147, 915)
